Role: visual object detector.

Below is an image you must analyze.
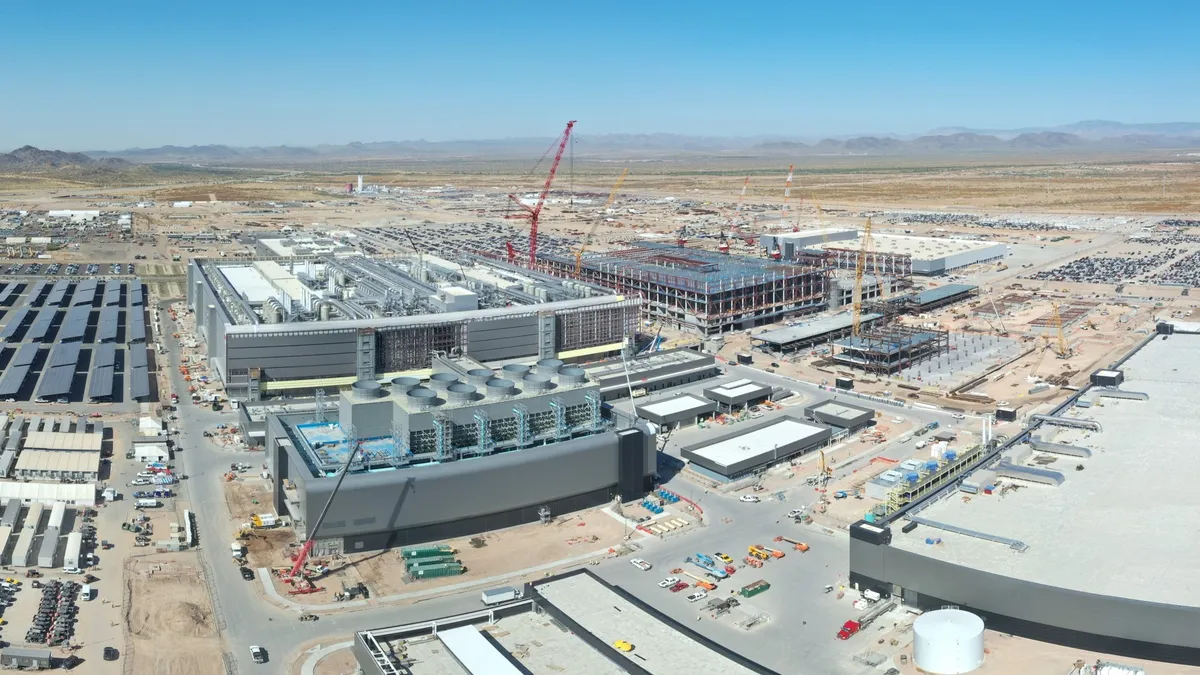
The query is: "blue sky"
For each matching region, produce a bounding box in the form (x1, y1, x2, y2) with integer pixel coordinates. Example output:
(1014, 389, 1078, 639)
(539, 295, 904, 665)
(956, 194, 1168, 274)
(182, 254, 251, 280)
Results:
(1, 0, 1197, 150)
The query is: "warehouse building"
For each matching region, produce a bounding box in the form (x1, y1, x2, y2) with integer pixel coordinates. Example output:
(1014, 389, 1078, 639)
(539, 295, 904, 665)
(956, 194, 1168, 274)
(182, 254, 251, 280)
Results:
(681, 415, 831, 480)
(188, 257, 640, 400)
(811, 233, 1007, 275)
(759, 229, 859, 259)
(22, 432, 102, 453)
(266, 355, 656, 553)
(890, 283, 979, 314)
(751, 312, 885, 354)
(849, 333, 1200, 664)
(583, 348, 721, 400)
(637, 394, 718, 430)
(14, 451, 100, 481)
(701, 378, 774, 412)
(804, 399, 875, 431)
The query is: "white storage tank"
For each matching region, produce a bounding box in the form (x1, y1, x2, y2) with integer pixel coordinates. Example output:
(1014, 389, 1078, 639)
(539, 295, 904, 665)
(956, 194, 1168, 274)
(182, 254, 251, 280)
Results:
(913, 608, 985, 674)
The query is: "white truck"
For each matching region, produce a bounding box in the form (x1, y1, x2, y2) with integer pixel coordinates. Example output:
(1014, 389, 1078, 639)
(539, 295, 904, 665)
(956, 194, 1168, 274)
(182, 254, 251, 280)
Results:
(231, 542, 244, 559)
(134, 499, 159, 509)
(481, 586, 523, 606)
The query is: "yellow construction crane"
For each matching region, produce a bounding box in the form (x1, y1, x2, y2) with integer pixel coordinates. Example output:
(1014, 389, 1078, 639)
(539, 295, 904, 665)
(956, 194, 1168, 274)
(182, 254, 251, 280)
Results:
(1051, 302, 1071, 358)
(781, 164, 795, 227)
(851, 217, 874, 337)
(575, 168, 628, 275)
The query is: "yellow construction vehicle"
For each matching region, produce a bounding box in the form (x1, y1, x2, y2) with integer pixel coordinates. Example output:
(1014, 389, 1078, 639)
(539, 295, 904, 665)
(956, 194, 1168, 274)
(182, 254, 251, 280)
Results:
(681, 571, 717, 590)
(748, 547, 770, 561)
(234, 527, 251, 540)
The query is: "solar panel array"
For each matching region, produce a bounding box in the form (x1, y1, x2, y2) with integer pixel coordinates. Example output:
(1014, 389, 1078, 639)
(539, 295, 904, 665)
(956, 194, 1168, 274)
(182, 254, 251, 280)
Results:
(128, 307, 146, 343)
(88, 344, 116, 400)
(103, 282, 122, 307)
(25, 310, 54, 342)
(130, 281, 144, 307)
(0, 308, 29, 342)
(73, 279, 97, 306)
(0, 343, 40, 397)
(58, 306, 90, 342)
(26, 281, 47, 305)
(45, 280, 68, 307)
(97, 306, 119, 343)
(0, 284, 15, 305)
(37, 342, 83, 399)
(129, 346, 150, 399)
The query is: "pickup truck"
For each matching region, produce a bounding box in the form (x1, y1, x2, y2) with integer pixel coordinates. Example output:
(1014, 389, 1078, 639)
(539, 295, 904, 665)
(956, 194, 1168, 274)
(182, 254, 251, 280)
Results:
(629, 558, 652, 572)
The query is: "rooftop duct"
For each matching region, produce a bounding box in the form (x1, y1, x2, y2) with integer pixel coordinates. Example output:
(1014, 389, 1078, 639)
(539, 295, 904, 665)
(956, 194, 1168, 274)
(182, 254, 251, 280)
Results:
(502, 363, 531, 377)
(466, 368, 494, 385)
(535, 358, 564, 375)
(350, 380, 386, 400)
(390, 376, 421, 393)
(485, 378, 515, 398)
(429, 372, 459, 391)
(557, 366, 587, 385)
(406, 387, 438, 410)
(522, 373, 553, 392)
(447, 383, 478, 403)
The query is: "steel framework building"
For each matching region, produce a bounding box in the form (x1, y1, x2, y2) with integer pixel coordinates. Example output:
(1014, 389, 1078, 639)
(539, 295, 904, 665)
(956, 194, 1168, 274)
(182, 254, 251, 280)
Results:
(834, 324, 950, 374)
(540, 245, 829, 335)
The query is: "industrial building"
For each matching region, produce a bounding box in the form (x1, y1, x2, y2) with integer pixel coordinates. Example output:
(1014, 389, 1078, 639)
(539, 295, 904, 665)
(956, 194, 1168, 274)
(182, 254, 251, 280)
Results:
(849, 332, 1200, 664)
(765, 230, 1006, 276)
(187, 256, 639, 400)
(681, 415, 831, 480)
(890, 283, 979, 314)
(582, 348, 721, 400)
(751, 312, 885, 354)
(265, 354, 655, 553)
(803, 399, 875, 431)
(541, 244, 829, 335)
(701, 378, 775, 412)
(834, 325, 951, 374)
(637, 393, 718, 430)
(254, 236, 357, 258)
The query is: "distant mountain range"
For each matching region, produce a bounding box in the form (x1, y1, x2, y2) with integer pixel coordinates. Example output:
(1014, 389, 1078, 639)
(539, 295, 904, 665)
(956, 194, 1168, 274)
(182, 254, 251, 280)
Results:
(8, 121, 1200, 168)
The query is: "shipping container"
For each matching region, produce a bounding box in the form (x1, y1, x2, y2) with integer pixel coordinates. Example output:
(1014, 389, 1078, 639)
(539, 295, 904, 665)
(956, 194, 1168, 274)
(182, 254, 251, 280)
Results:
(399, 543, 455, 559)
(739, 580, 771, 598)
(405, 555, 459, 569)
(410, 563, 465, 578)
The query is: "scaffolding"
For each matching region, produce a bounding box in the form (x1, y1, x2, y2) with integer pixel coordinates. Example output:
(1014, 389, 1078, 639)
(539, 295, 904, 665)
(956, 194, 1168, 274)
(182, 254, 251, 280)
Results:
(390, 423, 411, 467)
(473, 410, 494, 455)
(312, 389, 328, 423)
(834, 324, 950, 374)
(512, 404, 530, 447)
(585, 391, 602, 431)
(548, 397, 569, 439)
(432, 413, 453, 462)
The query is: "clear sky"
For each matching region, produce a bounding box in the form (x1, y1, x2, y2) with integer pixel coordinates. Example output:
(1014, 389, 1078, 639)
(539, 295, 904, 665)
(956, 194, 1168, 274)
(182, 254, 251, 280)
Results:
(1, 0, 1197, 150)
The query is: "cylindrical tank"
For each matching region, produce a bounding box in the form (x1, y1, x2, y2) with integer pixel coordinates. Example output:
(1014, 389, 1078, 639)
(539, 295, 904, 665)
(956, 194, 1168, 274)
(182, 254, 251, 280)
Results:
(535, 358, 564, 375)
(502, 363, 531, 378)
(390, 376, 421, 394)
(557, 366, 587, 385)
(913, 609, 985, 675)
(350, 380, 385, 400)
(406, 387, 438, 410)
(485, 378, 515, 398)
(319, 304, 331, 321)
(447, 383, 477, 403)
(466, 368, 494, 385)
(428, 373, 459, 391)
(522, 373, 553, 392)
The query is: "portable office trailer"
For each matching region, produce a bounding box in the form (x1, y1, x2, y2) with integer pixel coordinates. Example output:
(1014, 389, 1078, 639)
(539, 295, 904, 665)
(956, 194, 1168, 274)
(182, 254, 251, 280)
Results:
(11, 528, 34, 567)
(0, 500, 18, 529)
(3, 417, 23, 453)
(62, 532, 83, 569)
(0, 451, 15, 478)
(0, 525, 12, 566)
(36, 527, 59, 568)
(46, 502, 65, 530)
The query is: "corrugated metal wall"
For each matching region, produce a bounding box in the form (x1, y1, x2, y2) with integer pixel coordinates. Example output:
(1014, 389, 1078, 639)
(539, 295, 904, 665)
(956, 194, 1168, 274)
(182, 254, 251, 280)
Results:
(227, 332, 357, 380)
(465, 316, 540, 361)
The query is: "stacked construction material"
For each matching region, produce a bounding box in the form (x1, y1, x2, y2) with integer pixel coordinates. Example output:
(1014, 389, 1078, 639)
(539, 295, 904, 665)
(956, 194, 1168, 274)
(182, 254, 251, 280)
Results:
(401, 543, 465, 578)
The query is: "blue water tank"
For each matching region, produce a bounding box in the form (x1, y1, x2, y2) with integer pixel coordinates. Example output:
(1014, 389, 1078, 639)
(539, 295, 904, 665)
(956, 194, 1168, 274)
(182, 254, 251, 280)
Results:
(944, 450, 958, 461)
(906, 471, 920, 483)
(925, 460, 939, 471)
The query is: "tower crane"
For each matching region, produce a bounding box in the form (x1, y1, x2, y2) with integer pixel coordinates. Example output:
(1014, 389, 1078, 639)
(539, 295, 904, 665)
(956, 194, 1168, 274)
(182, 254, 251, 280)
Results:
(718, 229, 731, 254)
(575, 168, 628, 275)
(730, 176, 756, 245)
(851, 217, 874, 337)
(676, 224, 689, 248)
(780, 164, 795, 227)
(1051, 302, 1071, 358)
(506, 120, 576, 268)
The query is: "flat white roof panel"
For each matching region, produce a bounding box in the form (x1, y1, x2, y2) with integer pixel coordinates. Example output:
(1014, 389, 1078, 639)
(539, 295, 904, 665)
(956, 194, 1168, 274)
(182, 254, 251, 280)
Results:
(694, 419, 826, 467)
(219, 266, 275, 303)
(437, 626, 522, 675)
(712, 383, 763, 398)
(640, 395, 712, 417)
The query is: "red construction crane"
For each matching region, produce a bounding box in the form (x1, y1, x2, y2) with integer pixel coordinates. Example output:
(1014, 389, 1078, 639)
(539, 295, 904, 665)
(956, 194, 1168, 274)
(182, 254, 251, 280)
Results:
(506, 120, 576, 267)
(718, 230, 730, 254)
(505, 241, 516, 264)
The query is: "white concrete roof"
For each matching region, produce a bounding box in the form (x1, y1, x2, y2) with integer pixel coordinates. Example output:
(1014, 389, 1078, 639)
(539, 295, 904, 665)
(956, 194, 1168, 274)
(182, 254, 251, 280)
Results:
(812, 233, 1005, 258)
(693, 419, 826, 468)
(640, 395, 712, 417)
(712, 383, 765, 398)
(0, 482, 95, 506)
(219, 265, 275, 303)
(437, 626, 522, 675)
(16, 450, 100, 474)
(1096, 369, 1121, 377)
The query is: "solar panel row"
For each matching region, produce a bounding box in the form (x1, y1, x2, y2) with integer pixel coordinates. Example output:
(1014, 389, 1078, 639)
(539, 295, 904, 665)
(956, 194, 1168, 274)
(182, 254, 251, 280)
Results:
(97, 306, 119, 343)
(25, 310, 54, 342)
(128, 347, 147, 370)
(27, 281, 47, 304)
(130, 281, 144, 307)
(48, 342, 81, 369)
(129, 345, 150, 399)
(36, 365, 75, 399)
(88, 366, 114, 400)
(0, 366, 29, 397)
(58, 306, 90, 341)
(92, 343, 116, 368)
(46, 280, 68, 307)
(10, 343, 40, 367)
(73, 280, 97, 306)
(103, 282, 122, 307)
(0, 285, 14, 305)
(0, 308, 29, 342)
(128, 308, 146, 342)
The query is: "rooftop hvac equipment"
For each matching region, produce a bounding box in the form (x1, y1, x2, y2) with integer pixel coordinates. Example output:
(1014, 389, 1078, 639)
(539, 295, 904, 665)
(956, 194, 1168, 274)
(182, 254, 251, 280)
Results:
(535, 358, 564, 375)
(429, 373, 459, 391)
(522, 373, 553, 392)
(447, 383, 477, 403)
(350, 380, 386, 400)
(391, 376, 421, 393)
(913, 609, 985, 674)
(406, 387, 438, 410)
(466, 368, 494, 385)
(502, 363, 531, 377)
(557, 366, 587, 385)
(485, 378, 515, 398)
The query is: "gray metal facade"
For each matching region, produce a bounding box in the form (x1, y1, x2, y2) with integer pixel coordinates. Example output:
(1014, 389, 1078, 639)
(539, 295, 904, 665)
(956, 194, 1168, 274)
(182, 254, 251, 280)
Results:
(850, 535, 1200, 663)
(681, 416, 831, 478)
(268, 414, 655, 552)
(804, 399, 874, 430)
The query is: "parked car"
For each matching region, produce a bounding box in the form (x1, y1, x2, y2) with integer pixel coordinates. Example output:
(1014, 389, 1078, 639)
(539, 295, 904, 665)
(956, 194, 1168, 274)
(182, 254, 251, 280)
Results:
(249, 646, 267, 664)
(239, 567, 255, 581)
(669, 582, 690, 593)
(629, 558, 652, 572)
(739, 495, 760, 503)
(103, 647, 119, 661)
(657, 577, 679, 588)
(786, 508, 807, 519)
(686, 591, 708, 602)
(714, 552, 733, 564)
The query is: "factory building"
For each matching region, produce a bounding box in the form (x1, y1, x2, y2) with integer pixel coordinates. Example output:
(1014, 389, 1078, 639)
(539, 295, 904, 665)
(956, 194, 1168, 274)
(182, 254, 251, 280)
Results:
(803, 399, 875, 431)
(541, 244, 829, 335)
(681, 415, 831, 480)
(187, 257, 639, 400)
(765, 230, 1006, 276)
(751, 312, 886, 354)
(637, 394, 718, 430)
(265, 355, 656, 553)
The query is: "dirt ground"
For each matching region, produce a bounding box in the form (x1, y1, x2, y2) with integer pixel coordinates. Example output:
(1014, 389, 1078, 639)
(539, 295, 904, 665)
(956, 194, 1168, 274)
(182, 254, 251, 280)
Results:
(223, 476, 273, 523)
(125, 553, 223, 675)
(312, 647, 359, 675)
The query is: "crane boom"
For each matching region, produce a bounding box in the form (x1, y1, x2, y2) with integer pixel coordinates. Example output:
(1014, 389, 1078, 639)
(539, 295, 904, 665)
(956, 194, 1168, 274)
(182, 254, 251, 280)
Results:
(1051, 302, 1070, 357)
(287, 436, 365, 581)
(576, 168, 628, 275)
(506, 120, 576, 267)
(780, 164, 795, 226)
(851, 217, 874, 337)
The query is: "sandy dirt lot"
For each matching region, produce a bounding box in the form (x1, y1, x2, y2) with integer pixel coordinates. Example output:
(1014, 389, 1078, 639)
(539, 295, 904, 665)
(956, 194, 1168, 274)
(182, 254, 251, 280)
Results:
(125, 553, 223, 675)
(312, 647, 359, 675)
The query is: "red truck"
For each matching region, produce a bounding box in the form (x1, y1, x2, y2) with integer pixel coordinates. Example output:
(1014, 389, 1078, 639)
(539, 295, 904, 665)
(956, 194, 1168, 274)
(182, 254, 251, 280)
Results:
(836, 620, 861, 640)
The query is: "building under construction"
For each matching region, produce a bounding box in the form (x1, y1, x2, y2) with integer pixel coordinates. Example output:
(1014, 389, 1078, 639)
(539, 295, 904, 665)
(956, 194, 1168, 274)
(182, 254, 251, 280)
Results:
(541, 244, 829, 335)
(833, 324, 950, 374)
